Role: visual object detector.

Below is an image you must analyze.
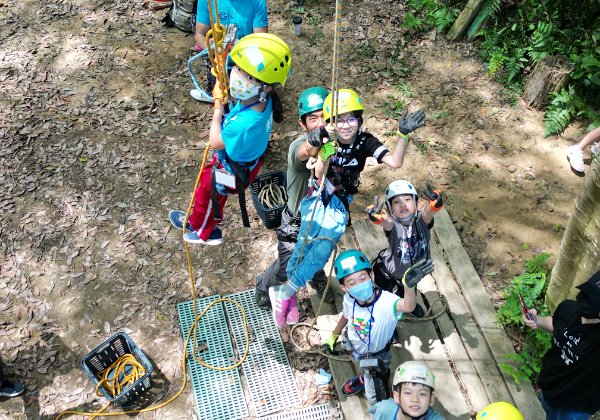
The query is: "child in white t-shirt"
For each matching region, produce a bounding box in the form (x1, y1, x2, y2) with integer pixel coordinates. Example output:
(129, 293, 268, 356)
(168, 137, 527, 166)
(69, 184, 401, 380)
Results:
(322, 249, 416, 405)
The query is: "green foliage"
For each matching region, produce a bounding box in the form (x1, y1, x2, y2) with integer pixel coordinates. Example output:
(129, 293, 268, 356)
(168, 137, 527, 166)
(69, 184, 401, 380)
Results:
(431, 111, 449, 119)
(496, 253, 552, 384)
(383, 98, 405, 118)
(413, 140, 427, 152)
(401, 0, 459, 34)
(306, 9, 322, 27)
(433, 7, 457, 32)
(356, 44, 376, 59)
(473, 1, 600, 135)
(499, 329, 552, 385)
(478, 0, 501, 20)
(402, 12, 423, 32)
(397, 82, 413, 98)
(309, 31, 324, 47)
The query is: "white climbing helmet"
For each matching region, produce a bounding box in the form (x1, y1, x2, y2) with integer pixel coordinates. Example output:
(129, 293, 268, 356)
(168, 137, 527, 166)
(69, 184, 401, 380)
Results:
(393, 361, 435, 389)
(385, 180, 418, 213)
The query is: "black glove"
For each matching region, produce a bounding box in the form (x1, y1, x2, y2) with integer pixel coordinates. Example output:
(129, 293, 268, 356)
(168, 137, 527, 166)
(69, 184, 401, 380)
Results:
(422, 184, 445, 212)
(398, 109, 426, 135)
(307, 127, 330, 147)
(365, 195, 384, 224)
(402, 258, 434, 289)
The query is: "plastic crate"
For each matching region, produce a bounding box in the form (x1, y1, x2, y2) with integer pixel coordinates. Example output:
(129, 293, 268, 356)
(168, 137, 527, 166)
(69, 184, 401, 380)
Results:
(81, 332, 153, 405)
(250, 171, 287, 229)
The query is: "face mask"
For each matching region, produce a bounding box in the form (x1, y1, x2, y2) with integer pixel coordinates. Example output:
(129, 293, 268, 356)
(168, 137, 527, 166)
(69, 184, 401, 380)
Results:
(348, 280, 374, 302)
(229, 70, 261, 100)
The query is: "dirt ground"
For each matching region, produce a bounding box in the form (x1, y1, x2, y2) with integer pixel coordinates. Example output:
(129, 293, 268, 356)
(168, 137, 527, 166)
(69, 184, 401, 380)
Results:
(0, 0, 588, 418)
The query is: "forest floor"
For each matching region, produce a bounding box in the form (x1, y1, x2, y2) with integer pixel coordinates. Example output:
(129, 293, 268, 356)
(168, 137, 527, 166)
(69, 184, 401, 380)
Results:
(0, 0, 589, 418)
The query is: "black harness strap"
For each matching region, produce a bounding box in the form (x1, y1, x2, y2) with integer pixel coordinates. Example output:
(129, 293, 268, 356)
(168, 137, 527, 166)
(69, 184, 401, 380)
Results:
(229, 160, 251, 228)
(210, 158, 253, 228)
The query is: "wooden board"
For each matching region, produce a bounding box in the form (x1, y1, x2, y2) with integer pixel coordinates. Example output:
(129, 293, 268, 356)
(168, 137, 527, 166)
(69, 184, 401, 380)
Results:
(352, 220, 471, 419)
(418, 271, 491, 412)
(432, 209, 544, 418)
(427, 238, 507, 409)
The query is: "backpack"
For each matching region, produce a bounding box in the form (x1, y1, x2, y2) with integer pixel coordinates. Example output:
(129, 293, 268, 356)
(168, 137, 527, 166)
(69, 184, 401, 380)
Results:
(162, 0, 198, 33)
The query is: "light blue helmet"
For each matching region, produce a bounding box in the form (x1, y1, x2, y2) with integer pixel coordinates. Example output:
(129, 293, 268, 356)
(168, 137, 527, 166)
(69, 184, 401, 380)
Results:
(334, 250, 371, 282)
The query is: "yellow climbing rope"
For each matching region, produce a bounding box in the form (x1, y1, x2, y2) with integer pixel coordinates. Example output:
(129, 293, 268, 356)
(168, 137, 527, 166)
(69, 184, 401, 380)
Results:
(205, 0, 229, 103)
(94, 354, 146, 399)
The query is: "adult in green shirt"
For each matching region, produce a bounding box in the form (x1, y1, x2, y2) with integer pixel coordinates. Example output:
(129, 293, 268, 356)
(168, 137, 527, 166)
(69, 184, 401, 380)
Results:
(255, 87, 332, 314)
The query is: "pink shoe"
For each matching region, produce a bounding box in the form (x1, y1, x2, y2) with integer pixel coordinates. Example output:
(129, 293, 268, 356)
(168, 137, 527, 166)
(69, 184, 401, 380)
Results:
(286, 294, 299, 325)
(269, 286, 291, 329)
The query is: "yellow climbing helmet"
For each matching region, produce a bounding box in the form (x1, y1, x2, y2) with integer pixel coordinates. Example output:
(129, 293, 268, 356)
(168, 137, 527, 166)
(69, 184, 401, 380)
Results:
(476, 402, 524, 420)
(322, 89, 364, 121)
(229, 33, 292, 86)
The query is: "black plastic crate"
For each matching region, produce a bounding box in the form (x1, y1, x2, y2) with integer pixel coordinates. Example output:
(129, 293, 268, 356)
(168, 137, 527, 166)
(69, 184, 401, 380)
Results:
(82, 332, 153, 405)
(250, 171, 287, 229)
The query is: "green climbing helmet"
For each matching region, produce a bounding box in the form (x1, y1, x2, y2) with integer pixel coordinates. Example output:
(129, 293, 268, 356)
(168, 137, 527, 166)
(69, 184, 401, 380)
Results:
(297, 86, 329, 118)
(334, 249, 372, 282)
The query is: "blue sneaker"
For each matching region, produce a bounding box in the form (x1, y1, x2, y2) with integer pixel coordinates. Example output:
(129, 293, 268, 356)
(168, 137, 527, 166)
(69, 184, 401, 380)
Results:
(169, 210, 194, 231)
(183, 227, 223, 245)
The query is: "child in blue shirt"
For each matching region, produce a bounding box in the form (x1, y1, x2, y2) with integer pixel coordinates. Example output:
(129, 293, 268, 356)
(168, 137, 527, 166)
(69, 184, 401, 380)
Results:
(194, 0, 268, 51)
(169, 34, 291, 245)
(369, 361, 445, 420)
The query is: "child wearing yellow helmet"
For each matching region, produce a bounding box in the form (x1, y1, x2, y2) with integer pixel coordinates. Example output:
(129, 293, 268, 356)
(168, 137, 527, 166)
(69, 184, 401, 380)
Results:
(476, 402, 523, 420)
(314, 88, 426, 215)
(169, 33, 292, 245)
(369, 361, 445, 420)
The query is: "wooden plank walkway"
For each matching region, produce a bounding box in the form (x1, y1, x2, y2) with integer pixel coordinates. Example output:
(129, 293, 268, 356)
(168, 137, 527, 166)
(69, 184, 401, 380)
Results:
(310, 209, 544, 419)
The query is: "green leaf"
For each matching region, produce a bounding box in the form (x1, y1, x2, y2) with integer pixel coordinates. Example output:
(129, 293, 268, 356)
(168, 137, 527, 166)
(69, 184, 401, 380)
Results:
(553, 224, 561, 232)
(521, 242, 529, 250)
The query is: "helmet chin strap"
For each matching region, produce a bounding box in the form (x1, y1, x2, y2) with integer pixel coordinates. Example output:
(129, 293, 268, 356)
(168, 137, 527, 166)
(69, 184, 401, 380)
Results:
(258, 86, 268, 102)
(399, 404, 427, 420)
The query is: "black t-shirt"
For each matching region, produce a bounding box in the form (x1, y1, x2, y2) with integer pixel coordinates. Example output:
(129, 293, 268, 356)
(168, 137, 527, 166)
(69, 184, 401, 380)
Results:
(326, 132, 388, 195)
(538, 300, 600, 413)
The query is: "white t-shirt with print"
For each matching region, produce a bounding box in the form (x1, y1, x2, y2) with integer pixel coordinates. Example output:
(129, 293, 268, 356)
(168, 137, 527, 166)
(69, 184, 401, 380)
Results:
(342, 290, 402, 356)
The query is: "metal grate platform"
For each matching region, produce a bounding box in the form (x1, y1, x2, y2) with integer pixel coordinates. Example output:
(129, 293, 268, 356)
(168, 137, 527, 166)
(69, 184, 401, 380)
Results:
(258, 404, 333, 420)
(224, 289, 302, 417)
(177, 296, 248, 420)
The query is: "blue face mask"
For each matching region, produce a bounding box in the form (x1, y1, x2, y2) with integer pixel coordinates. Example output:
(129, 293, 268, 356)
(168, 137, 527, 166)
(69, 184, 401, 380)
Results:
(348, 280, 374, 302)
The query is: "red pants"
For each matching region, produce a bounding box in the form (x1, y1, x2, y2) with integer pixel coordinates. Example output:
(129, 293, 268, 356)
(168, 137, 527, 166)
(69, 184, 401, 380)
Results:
(188, 155, 261, 240)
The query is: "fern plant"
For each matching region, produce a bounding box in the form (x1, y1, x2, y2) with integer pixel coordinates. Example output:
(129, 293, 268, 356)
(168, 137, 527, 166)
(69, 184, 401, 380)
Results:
(433, 7, 458, 32)
(543, 87, 577, 137)
(496, 253, 552, 384)
(478, 0, 501, 21)
(402, 12, 423, 32)
(472, 0, 600, 135)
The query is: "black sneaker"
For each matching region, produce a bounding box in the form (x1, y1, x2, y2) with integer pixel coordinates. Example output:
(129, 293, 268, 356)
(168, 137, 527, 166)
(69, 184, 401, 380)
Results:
(254, 289, 271, 310)
(0, 380, 25, 398)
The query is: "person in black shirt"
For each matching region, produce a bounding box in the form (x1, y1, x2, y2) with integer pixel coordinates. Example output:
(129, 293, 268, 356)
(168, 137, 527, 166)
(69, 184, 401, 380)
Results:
(523, 271, 600, 419)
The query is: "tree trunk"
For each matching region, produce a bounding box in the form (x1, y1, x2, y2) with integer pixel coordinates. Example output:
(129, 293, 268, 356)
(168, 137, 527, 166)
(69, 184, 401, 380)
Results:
(523, 56, 574, 110)
(547, 159, 600, 311)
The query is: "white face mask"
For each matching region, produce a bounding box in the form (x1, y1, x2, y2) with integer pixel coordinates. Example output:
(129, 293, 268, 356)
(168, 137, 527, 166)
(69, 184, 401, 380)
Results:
(229, 69, 261, 100)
